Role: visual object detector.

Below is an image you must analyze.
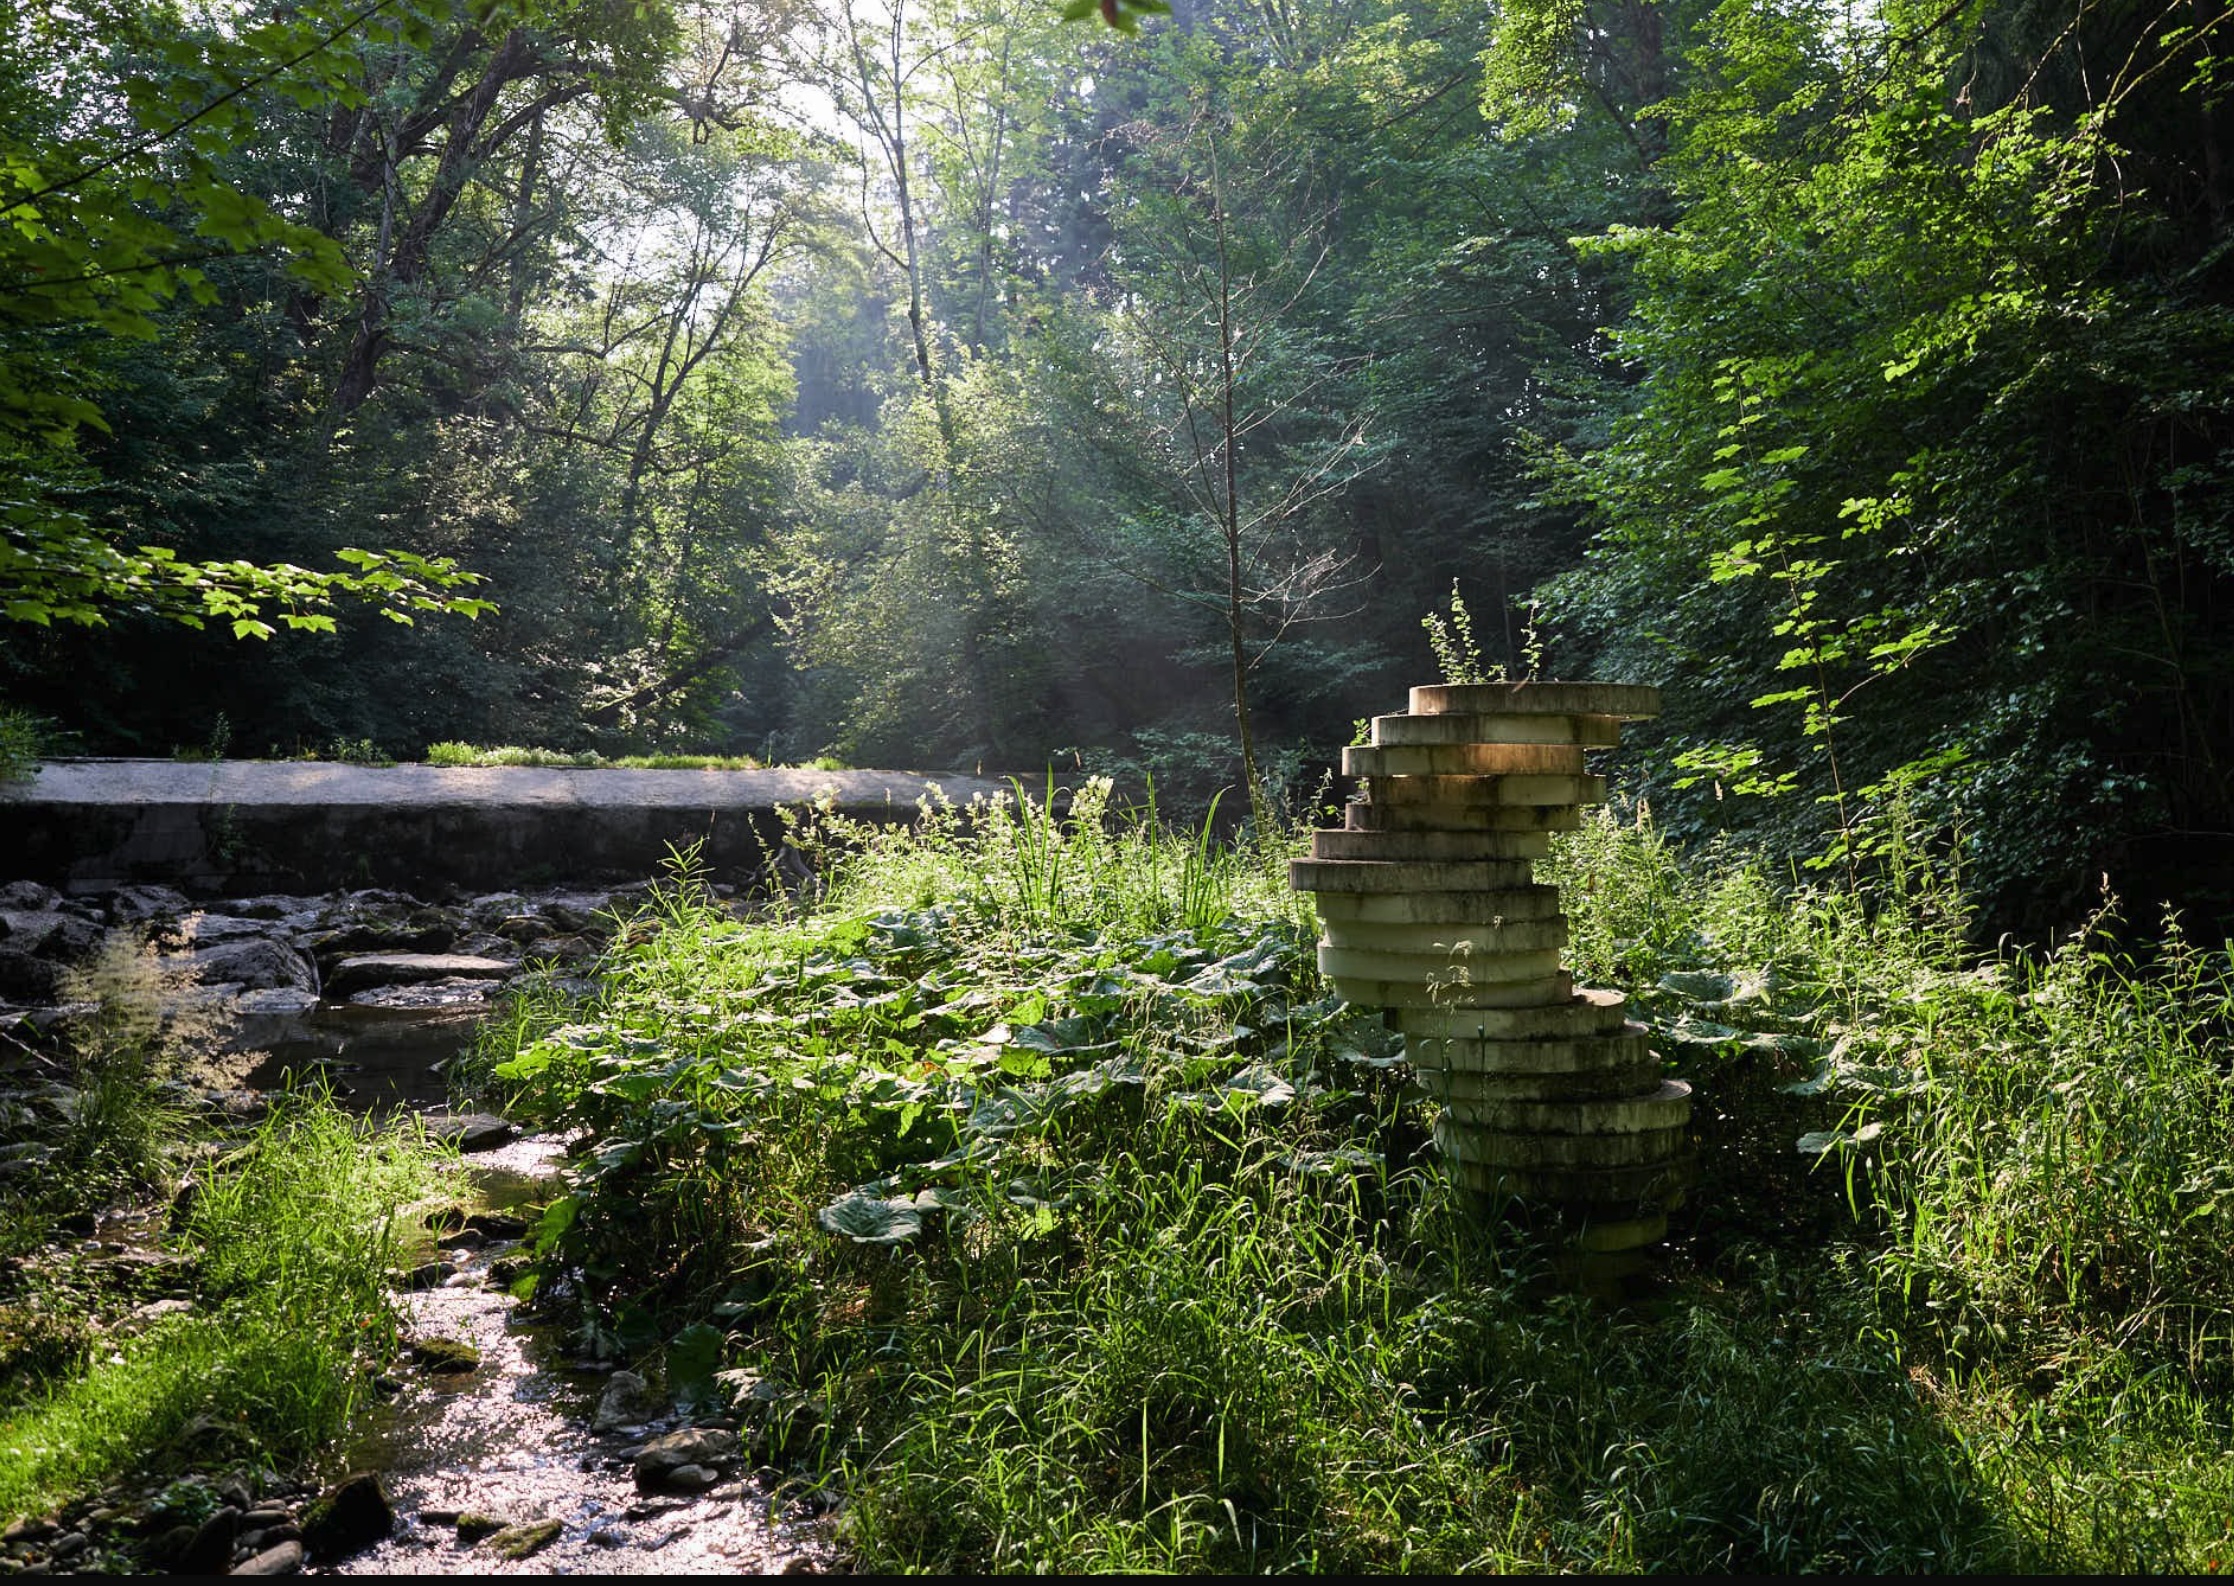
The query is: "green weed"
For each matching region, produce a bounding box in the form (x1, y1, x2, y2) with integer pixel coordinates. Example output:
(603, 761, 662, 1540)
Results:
(472, 798, 2234, 1573)
(0, 1096, 440, 1519)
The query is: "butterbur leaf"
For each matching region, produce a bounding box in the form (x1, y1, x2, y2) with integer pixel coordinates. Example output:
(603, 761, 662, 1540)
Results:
(1279, 1145, 1380, 1176)
(1797, 1121, 1884, 1155)
(817, 1190, 923, 1244)
(532, 1194, 578, 1255)
(1658, 970, 1737, 1004)
(668, 1323, 726, 1408)
(1011, 1015, 1108, 1054)
(1221, 1066, 1296, 1107)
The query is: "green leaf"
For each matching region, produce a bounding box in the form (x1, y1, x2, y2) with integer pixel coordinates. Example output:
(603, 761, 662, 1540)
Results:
(816, 1190, 923, 1245)
(667, 1323, 725, 1409)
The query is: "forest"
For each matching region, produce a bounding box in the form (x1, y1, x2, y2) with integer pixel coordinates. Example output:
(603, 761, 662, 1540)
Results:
(4, 0, 2230, 931)
(5, 0, 2234, 1575)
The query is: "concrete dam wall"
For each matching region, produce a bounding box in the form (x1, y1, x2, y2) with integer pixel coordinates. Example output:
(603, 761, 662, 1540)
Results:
(0, 761, 1005, 896)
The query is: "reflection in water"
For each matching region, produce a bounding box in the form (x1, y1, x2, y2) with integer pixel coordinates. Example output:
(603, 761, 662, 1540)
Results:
(237, 1004, 483, 1116)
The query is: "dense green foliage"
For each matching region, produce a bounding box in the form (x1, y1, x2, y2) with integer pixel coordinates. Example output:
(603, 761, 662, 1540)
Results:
(8, 0, 2229, 923)
(466, 801, 2234, 1572)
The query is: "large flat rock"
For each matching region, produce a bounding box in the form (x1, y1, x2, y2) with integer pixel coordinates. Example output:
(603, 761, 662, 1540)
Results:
(0, 761, 1004, 895)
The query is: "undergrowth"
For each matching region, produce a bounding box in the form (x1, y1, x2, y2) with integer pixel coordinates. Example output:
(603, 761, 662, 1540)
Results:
(470, 787, 2234, 1573)
(0, 1097, 439, 1519)
(0, 932, 443, 1523)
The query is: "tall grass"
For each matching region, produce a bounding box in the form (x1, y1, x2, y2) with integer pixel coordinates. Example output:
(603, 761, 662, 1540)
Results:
(474, 792, 2234, 1573)
(0, 1098, 440, 1519)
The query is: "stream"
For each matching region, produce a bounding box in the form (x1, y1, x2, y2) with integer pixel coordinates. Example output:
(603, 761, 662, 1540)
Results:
(250, 1009, 831, 1575)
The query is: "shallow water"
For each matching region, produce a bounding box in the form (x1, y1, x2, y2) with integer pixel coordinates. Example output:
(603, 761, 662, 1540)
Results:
(238, 1004, 482, 1115)
(326, 1141, 824, 1576)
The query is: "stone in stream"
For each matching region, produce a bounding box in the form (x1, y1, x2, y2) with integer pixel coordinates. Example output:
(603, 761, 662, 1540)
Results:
(175, 1508, 240, 1574)
(101, 884, 192, 923)
(454, 1512, 513, 1543)
(173, 936, 316, 993)
(323, 952, 513, 997)
(405, 1334, 482, 1373)
(634, 1428, 739, 1490)
(593, 1369, 662, 1432)
(420, 1111, 520, 1152)
(485, 1518, 564, 1559)
(347, 977, 500, 1012)
(298, 1473, 393, 1561)
(231, 1538, 305, 1575)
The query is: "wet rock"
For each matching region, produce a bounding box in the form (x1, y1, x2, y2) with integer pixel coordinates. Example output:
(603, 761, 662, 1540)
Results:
(486, 1519, 562, 1560)
(391, 1261, 456, 1291)
(161, 913, 273, 947)
(103, 885, 190, 924)
(323, 952, 507, 996)
(405, 1335, 480, 1374)
(217, 895, 318, 923)
(523, 935, 597, 966)
(45, 1535, 85, 1562)
(217, 1479, 253, 1510)
(176, 1509, 239, 1573)
(174, 938, 315, 994)
(346, 978, 498, 1013)
(462, 1210, 529, 1239)
(115, 1298, 194, 1336)
(232, 1538, 303, 1575)
(0, 949, 64, 1003)
(453, 1513, 511, 1543)
(662, 1464, 719, 1491)
(421, 1112, 519, 1153)
(633, 1428, 738, 1491)
(299, 1473, 392, 1562)
(451, 931, 519, 960)
(0, 911, 101, 960)
(592, 1369, 662, 1432)
(230, 987, 320, 1016)
(142, 1525, 195, 1569)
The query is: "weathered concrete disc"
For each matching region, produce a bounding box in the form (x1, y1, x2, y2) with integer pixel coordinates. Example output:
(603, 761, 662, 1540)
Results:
(1318, 944, 1564, 985)
(1360, 773, 1605, 808)
(1373, 712, 1624, 748)
(1309, 828, 1553, 863)
(1409, 682, 1661, 719)
(1435, 1080, 1693, 1136)
(1319, 917, 1570, 956)
(1343, 743, 1587, 778)
(1314, 885, 1562, 923)
(1568, 1213, 1670, 1253)
(1441, 1153, 1694, 1211)
(1406, 1022, 1653, 1075)
(1438, 1121, 1689, 1170)
(1409, 1063, 1666, 1103)
(1345, 801, 1583, 833)
(1395, 988, 1626, 1039)
(1327, 970, 1574, 1010)
(1291, 858, 1537, 894)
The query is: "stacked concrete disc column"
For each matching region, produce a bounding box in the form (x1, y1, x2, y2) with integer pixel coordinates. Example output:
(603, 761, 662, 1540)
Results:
(1289, 681, 1691, 1252)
